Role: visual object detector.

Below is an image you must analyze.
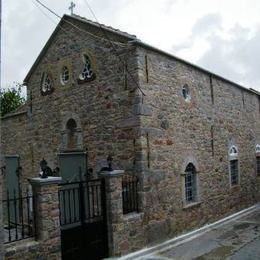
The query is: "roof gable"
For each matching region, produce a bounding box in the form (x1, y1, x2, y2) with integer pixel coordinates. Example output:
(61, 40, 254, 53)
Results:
(24, 14, 137, 83)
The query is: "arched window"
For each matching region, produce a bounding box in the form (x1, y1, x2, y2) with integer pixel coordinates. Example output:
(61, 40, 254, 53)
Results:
(60, 66, 70, 85)
(184, 163, 197, 203)
(229, 145, 239, 186)
(41, 72, 54, 95)
(66, 118, 77, 131)
(229, 146, 238, 156)
(256, 144, 260, 176)
(78, 54, 96, 83)
(66, 118, 77, 149)
(182, 84, 191, 102)
(256, 144, 260, 154)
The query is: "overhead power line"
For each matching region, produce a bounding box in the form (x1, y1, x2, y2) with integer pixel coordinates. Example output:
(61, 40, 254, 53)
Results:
(34, 0, 145, 96)
(34, 0, 125, 46)
(82, 0, 145, 96)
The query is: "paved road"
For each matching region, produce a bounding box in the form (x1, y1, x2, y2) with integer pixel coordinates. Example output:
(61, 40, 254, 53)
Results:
(144, 209, 260, 260)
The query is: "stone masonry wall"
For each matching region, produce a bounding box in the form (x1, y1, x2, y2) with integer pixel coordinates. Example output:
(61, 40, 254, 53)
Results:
(1, 17, 141, 190)
(1, 112, 29, 196)
(1, 17, 144, 257)
(132, 44, 260, 246)
(0, 158, 3, 259)
(1, 15, 260, 257)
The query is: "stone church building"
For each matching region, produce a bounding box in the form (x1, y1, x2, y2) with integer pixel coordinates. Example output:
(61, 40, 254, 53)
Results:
(1, 14, 260, 258)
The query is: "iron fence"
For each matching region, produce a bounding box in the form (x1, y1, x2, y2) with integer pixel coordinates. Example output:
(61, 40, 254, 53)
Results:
(122, 175, 139, 214)
(3, 189, 36, 243)
(58, 179, 106, 227)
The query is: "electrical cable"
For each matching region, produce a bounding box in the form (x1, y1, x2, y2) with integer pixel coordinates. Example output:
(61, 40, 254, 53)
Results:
(82, 0, 145, 96)
(34, 0, 145, 96)
(31, 0, 132, 86)
(34, 0, 126, 46)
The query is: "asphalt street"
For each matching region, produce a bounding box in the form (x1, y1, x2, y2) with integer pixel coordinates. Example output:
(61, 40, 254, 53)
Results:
(143, 208, 260, 260)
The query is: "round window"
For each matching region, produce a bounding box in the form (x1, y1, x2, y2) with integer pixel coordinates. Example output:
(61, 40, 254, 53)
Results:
(60, 66, 70, 85)
(182, 84, 191, 102)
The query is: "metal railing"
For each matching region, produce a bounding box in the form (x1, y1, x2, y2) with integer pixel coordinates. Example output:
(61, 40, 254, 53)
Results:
(122, 175, 139, 214)
(58, 179, 106, 227)
(3, 189, 36, 243)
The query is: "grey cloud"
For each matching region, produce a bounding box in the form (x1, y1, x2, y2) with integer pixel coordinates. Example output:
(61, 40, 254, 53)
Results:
(198, 25, 260, 90)
(172, 13, 260, 91)
(192, 13, 222, 35)
(172, 13, 222, 53)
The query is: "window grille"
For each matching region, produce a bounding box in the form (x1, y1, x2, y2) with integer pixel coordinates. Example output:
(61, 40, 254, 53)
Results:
(230, 159, 239, 185)
(256, 157, 260, 176)
(184, 163, 197, 203)
(122, 175, 139, 214)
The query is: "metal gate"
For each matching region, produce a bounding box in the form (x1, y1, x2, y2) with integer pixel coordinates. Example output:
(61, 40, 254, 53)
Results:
(58, 178, 108, 260)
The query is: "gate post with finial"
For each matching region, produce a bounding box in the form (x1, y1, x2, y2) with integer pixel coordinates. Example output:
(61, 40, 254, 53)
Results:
(29, 176, 62, 258)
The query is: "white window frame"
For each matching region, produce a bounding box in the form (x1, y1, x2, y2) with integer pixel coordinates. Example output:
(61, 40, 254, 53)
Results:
(60, 66, 70, 85)
(79, 54, 95, 81)
(228, 145, 240, 187)
(182, 84, 191, 102)
(41, 72, 54, 95)
(182, 163, 200, 207)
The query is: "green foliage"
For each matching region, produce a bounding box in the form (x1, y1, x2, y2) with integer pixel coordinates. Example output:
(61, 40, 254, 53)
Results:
(0, 83, 26, 117)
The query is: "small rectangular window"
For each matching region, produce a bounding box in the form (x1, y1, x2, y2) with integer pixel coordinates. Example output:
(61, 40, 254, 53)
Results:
(257, 157, 260, 176)
(230, 160, 239, 185)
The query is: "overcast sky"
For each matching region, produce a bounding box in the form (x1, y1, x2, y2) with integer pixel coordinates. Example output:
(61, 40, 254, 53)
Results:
(2, 0, 260, 92)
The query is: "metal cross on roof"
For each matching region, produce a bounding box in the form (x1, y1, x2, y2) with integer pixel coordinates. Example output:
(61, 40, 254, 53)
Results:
(69, 2, 76, 15)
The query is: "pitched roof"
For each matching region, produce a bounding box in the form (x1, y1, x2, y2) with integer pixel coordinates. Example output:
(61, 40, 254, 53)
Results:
(24, 14, 137, 83)
(23, 14, 260, 97)
(69, 14, 137, 40)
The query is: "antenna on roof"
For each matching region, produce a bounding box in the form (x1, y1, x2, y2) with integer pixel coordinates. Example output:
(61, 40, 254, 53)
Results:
(68, 2, 76, 15)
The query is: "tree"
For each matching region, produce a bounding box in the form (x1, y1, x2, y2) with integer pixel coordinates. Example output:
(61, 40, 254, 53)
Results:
(0, 83, 26, 117)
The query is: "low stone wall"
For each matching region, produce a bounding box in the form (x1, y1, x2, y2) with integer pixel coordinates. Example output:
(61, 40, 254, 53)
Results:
(5, 240, 60, 260)
(100, 170, 147, 256)
(116, 213, 146, 255)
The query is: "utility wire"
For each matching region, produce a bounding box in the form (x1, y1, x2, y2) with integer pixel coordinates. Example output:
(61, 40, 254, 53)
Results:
(32, 0, 59, 25)
(32, 0, 131, 84)
(35, 0, 62, 19)
(35, 0, 126, 46)
(35, 0, 145, 96)
(83, 0, 145, 96)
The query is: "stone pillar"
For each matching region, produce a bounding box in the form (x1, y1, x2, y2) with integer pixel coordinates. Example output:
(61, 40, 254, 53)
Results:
(99, 170, 124, 256)
(29, 177, 62, 259)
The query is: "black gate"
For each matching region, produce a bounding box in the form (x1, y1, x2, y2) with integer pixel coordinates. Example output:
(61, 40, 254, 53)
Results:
(59, 178, 108, 260)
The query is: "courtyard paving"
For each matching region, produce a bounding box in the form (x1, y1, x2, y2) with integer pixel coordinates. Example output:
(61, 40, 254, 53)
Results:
(141, 207, 260, 260)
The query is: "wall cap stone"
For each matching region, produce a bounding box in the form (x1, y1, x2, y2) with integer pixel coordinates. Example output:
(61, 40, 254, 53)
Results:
(99, 170, 125, 178)
(182, 201, 202, 210)
(28, 176, 62, 186)
(123, 212, 144, 222)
